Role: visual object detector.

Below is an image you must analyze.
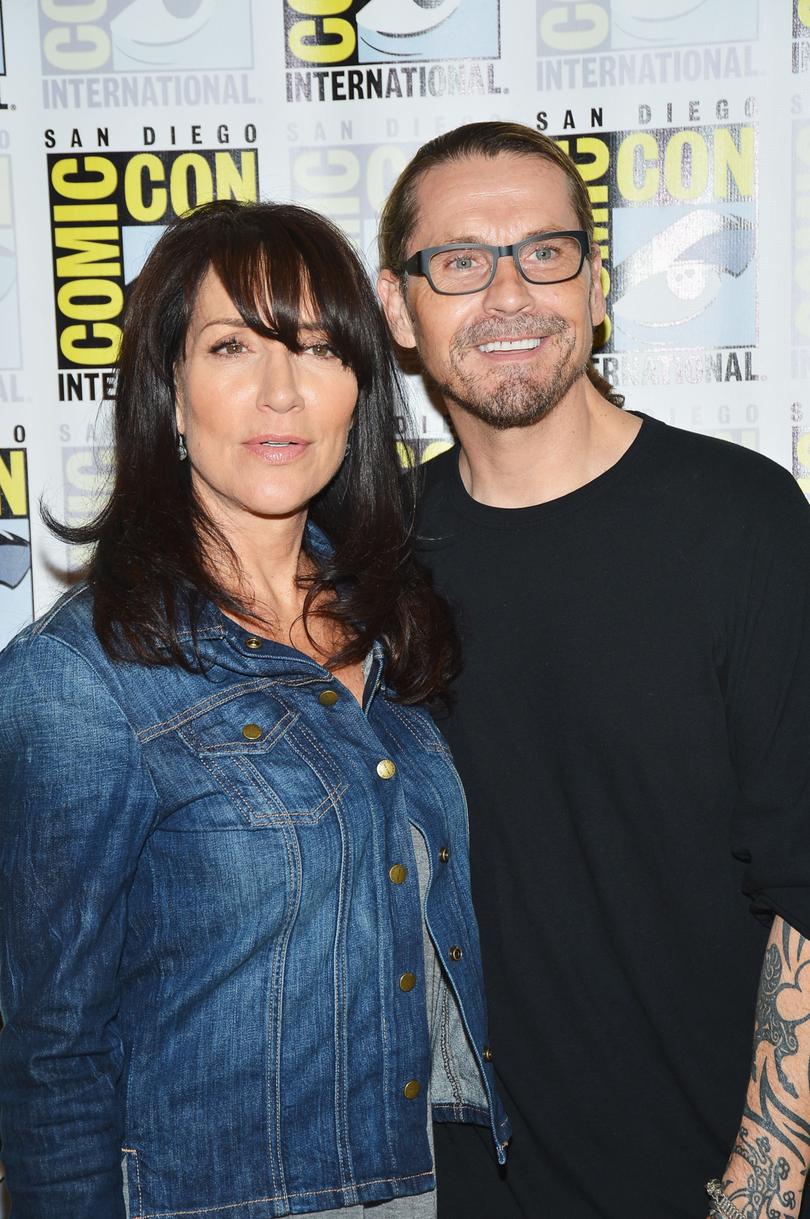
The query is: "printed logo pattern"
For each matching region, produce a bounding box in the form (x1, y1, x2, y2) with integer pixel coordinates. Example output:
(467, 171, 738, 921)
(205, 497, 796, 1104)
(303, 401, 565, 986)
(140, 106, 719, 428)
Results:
(39, 0, 253, 75)
(48, 147, 259, 380)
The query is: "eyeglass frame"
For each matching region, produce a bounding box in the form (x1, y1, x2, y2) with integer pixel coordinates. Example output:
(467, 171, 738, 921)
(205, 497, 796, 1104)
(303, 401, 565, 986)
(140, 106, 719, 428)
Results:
(402, 229, 592, 296)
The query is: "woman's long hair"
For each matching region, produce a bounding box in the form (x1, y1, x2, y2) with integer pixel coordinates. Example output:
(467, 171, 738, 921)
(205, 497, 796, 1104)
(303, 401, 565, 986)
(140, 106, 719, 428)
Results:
(47, 199, 457, 704)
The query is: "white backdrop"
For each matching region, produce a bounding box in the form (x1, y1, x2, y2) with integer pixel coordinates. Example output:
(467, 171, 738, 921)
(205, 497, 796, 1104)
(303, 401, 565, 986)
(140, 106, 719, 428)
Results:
(0, 0, 807, 644)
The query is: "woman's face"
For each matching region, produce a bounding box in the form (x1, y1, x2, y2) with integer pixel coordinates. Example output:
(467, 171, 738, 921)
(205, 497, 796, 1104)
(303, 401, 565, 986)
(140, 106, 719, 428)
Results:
(174, 268, 358, 535)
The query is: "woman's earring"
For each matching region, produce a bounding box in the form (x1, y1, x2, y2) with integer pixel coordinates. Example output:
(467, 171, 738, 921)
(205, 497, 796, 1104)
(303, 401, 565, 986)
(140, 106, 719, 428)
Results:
(177, 432, 188, 462)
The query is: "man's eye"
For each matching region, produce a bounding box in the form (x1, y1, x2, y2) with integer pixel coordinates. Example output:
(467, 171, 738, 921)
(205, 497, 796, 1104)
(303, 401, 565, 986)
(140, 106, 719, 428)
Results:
(527, 245, 557, 261)
(442, 250, 485, 272)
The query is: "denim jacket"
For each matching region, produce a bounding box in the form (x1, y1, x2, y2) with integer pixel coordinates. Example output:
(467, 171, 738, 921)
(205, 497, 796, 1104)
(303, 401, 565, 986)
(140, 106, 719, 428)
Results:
(0, 563, 510, 1218)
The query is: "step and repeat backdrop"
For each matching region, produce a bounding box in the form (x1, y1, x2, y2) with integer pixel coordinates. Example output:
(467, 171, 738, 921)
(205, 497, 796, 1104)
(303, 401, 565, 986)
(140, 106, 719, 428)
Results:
(0, 0, 806, 644)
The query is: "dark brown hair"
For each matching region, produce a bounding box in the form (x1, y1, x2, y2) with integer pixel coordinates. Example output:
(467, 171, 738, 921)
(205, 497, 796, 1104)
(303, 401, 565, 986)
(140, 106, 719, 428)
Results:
(47, 199, 457, 703)
(378, 121, 623, 407)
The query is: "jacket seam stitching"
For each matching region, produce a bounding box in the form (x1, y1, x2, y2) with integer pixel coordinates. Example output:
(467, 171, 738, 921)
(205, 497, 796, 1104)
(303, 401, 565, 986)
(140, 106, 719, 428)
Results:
(133, 1170, 434, 1218)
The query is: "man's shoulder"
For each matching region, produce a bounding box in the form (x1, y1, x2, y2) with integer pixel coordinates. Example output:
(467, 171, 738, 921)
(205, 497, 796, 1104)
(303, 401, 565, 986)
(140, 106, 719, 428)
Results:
(642, 416, 804, 515)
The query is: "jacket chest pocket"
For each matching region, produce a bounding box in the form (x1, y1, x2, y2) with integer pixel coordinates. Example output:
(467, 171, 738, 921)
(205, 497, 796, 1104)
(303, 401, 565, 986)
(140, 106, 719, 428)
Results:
(176, 694, 348, 829)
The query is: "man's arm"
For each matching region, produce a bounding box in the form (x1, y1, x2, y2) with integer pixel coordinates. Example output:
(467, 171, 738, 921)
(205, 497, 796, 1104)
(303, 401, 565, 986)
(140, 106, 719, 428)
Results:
(712, 916, 810, 1218)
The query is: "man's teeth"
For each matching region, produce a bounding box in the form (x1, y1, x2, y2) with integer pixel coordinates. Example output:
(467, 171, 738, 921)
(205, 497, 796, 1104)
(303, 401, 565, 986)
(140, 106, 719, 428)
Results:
(477, 338, 541, 353)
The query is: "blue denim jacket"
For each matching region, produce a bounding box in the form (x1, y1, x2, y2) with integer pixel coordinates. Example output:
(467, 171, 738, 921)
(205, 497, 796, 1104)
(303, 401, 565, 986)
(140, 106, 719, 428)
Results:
(0, 564, 510, 1218)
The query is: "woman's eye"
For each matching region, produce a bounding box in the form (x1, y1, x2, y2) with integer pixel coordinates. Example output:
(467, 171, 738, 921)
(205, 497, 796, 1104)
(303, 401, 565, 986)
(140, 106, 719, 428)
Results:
(303, 342, 338, 359)
(211, 337, 246, 356)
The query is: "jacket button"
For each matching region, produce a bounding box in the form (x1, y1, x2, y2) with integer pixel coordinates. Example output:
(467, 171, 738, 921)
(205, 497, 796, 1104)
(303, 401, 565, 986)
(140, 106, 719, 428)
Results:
(388, 864, 408, 884)
(319, 689, 339, 707)
(438, 847, 450, 863)
(482, 1045, 493, 1062)
(399, 971, 417, 992)
(448, 945, 463, 962)
(403, 1079, 421, 1100)
(244, 636, 263, 650)
(376, 758, 397, 780)
(242, 724, 262, 741)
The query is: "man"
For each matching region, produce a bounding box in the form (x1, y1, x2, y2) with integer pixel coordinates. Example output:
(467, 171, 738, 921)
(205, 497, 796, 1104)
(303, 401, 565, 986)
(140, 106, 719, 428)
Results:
(377, 122, 810, 1219)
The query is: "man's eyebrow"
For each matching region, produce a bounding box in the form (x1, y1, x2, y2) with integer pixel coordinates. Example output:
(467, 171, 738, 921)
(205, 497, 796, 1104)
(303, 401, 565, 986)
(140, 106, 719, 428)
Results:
(427, 227, 569, 247)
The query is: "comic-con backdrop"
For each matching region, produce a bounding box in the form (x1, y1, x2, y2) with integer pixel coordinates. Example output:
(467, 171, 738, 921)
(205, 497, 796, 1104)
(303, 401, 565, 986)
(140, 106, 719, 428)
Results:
(0, 0, 806, 642)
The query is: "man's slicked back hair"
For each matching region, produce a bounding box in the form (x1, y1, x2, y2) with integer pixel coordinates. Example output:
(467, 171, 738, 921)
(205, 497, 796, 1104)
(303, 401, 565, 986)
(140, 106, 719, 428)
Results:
(378, 121, 595, 276)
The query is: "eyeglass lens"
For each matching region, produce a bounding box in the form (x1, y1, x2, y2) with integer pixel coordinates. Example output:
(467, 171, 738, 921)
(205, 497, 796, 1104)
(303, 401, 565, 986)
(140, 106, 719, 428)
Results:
(428, 235, 583, 293)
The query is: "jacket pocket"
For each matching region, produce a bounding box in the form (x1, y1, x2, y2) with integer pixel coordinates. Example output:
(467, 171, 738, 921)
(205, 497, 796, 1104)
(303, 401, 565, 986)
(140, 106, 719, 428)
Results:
(171, 690, 348, 829)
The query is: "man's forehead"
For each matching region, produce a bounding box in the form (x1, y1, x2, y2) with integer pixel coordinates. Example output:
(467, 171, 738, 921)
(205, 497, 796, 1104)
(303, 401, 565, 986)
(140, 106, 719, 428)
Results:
(408, 153, 576, 249)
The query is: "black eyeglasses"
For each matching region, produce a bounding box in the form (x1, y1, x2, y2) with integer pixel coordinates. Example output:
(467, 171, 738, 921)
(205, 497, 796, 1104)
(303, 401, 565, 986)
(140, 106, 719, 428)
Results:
(403, 230, 590, 295)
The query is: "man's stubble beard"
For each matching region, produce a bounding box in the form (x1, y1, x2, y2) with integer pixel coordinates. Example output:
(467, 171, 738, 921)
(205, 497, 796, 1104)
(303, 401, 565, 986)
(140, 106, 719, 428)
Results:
(424, 315, 589, 432)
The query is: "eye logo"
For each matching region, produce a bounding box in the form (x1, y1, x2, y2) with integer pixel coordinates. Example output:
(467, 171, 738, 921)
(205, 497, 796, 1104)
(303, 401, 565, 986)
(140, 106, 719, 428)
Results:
(0, 530, 29, 591)
(611, 210, 755, 348)
(611, 0, 758, 47)
(356, 0, 497, 61)
(285, 0, 499, 67)
(40, 0, 253, 75)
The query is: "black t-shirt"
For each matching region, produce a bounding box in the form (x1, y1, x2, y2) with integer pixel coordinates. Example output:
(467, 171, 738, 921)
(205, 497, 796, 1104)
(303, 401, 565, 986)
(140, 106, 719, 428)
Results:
(417, 415, 810, 1219)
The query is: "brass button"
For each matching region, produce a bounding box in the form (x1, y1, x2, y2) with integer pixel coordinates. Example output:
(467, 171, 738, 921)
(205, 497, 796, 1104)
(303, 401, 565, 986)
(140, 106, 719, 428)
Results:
(403, 1079, 421, 1100)
(438, 847, 450, 863)
(244, 636, 262, 650)
(482, 1045, 493, 1062)
(388, 864, 408, 885)
(319, 689, 339, 707)
(242, 723, 262, 741)
(448, 945, 463, 962)
(399, 971, 417, 992)
(376, 758, 397, 780)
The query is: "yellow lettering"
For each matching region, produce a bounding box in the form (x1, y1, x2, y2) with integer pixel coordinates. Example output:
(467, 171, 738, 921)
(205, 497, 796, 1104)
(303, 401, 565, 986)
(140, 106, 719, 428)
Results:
(43, 24, 110, 71)
(51, 156, 116, 201)
(289, 17, 356, 63)
(663, 131, 709, 201)
(366, 145, 409, 212)
(60, 322, 121, 365)
(616, 132, 659, 202)
(539, 3, 608, 51)
(57, 279, 123, 321)
(799, 0, 810, 30)
(55, 229, 121, 278)
(0, 451, 27, 517)
(123, 154, 166, 222)
(169, 153, 213, 216)
(713, 126, 754, 199)
(213, 150, 258, 202)
(288, 0, 351, 13)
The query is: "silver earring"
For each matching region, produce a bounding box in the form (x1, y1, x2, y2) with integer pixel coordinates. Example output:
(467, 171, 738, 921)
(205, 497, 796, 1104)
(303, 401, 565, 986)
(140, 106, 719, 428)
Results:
(177, 432, 188, 462)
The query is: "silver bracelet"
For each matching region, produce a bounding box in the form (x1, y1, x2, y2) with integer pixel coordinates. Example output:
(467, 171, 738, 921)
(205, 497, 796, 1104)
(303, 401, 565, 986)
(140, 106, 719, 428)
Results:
(706, 1179, 742, 1219)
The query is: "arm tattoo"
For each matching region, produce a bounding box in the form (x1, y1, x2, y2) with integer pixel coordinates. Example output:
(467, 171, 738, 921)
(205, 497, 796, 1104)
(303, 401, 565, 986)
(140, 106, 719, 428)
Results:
(752, 945, 810, 1096)
(725, 919, 810, 1215)
(727, 1125, 795, 1219)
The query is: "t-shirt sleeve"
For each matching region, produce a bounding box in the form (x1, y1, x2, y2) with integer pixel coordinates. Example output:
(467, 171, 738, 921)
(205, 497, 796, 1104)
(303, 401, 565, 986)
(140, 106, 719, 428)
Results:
(725, 465, 810, 938)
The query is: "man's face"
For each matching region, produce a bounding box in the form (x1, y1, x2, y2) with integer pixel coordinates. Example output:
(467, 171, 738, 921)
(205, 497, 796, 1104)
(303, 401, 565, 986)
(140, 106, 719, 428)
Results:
(378, 153, 605, 431)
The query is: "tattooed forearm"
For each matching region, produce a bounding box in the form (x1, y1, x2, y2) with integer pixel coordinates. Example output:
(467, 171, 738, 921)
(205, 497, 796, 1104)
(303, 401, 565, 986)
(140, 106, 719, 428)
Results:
(719, 918, 810, 1218)
(726, 1125, 794, 1219)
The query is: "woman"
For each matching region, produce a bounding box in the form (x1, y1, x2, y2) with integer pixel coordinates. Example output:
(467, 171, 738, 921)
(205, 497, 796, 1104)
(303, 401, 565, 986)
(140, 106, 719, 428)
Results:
(0, 200, 509, 1219)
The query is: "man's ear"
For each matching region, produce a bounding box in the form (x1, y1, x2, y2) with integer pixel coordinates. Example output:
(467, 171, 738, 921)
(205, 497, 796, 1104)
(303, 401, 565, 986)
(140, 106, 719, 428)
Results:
(377, 269, 418, 350)
(588, 245, 606, 328)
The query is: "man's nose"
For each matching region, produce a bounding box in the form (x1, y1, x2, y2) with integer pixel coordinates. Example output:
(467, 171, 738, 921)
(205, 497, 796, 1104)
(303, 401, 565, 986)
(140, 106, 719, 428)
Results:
(480, 254, 535, 313)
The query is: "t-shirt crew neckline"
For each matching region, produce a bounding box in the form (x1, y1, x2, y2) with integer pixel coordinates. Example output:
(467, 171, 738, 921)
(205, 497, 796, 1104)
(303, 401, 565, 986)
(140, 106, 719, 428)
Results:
(442, 410, 656, 528)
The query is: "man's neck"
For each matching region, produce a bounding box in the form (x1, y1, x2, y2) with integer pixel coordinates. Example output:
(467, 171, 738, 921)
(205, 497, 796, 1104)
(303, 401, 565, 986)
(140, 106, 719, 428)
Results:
(448, 377, 642, 509)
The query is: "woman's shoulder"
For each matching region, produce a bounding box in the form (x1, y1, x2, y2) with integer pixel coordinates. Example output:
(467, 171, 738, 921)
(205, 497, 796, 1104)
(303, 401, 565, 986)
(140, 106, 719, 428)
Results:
(0, 583, 102, 676)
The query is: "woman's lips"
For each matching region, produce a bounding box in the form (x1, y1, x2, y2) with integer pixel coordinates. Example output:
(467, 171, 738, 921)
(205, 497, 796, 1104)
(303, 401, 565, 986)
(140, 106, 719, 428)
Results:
(243, 436, 311, 464)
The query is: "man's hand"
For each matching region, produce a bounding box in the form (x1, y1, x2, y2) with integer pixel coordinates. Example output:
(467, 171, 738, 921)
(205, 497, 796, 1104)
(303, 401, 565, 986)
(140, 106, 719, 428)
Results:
(711, 917, 810, 1218)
